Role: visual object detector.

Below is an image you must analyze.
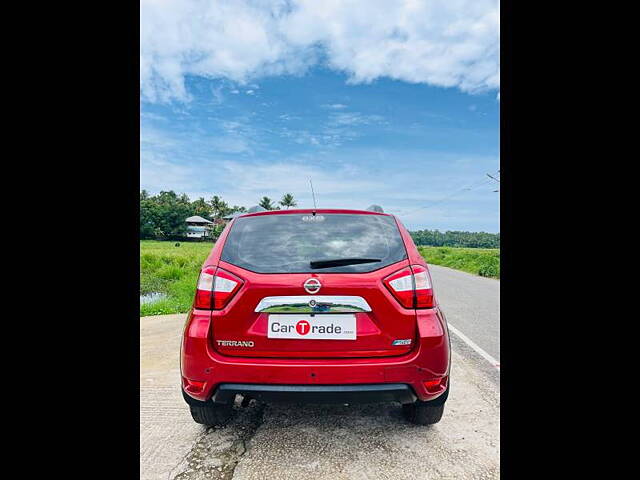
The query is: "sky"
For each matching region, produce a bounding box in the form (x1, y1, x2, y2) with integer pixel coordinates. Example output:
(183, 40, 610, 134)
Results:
(140, 0, 500, 232)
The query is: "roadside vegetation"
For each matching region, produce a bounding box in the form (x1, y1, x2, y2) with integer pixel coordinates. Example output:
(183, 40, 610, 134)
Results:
(141, 190, 498, 249)
(410, 229, 499, 249)
(418, 246, 500, 279)
(140, 240, 212, 316)
(141, 190, 298, 241)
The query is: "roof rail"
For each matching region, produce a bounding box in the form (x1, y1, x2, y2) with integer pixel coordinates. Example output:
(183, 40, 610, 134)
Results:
(366, 204, 384, 213)
(247, 205, 267, 213)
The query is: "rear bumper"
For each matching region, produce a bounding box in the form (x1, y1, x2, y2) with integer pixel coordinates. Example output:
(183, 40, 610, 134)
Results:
(211, 383, 417, 405)
(181, 307, 450, 403)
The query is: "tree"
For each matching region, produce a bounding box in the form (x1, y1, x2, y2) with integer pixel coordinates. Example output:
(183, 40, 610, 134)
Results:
(279, 193, 297, 209)
(191, 197, 212, 218)
(258, 196, 276, 210)
(139, 190, 192, 239)
(210, 195, 231, 220)
(140, 190, 247, 240)
(228, 205, 247, 215)
(409, 229, 500, 249)
(140, 193, 156, 239)
(211, 223, 226, 240)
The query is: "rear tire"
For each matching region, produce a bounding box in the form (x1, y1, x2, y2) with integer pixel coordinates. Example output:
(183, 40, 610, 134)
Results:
(189, 403, 233, 426)
(183, 390, 233, 426)
(403, 385, 449, 425)
(402, 401, 445, 425)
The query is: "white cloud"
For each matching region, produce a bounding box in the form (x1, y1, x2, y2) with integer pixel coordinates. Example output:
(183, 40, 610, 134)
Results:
(215, 160, 386, 207)
(211, 84, 224, 104)
(141, 0, 499, 102)
(140, 150, 201, 193)
(140, 111, 168, 122)
(328, 112, 384, 127)
(322, 103, 348, 109)
(278, 113, 300, 121)
(275, 110, 386, 148)
(210, 136, 253, 154)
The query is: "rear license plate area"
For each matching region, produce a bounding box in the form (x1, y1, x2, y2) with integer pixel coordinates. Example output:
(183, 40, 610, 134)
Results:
(267, 314, 356, 340)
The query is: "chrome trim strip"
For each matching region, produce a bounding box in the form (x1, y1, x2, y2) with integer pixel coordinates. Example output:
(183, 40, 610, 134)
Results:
(255, 295, 372, 313)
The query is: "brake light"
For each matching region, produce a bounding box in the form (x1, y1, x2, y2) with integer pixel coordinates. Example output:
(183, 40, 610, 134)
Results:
(194, 267, 243, 310)
(411, 265, 434, 308)
(194, 266, 215, 309)
(383, 264, 434, 308)
(212, 268, 243, 309)
(384, 266, 414, 308)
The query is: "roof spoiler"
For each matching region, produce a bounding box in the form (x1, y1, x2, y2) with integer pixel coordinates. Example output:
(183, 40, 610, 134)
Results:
(366, 204, 384, 213)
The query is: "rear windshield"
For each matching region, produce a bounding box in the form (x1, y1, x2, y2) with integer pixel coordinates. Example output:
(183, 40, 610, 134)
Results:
(221, 213, 407, 273)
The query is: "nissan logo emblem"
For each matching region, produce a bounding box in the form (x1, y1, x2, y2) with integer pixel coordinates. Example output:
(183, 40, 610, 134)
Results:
(303, 278, 321, 294)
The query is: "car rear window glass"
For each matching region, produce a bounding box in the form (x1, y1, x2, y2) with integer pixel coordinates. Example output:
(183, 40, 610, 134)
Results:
(221, 213, 407, 273)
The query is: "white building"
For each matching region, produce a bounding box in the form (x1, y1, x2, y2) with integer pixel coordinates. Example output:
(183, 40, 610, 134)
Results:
(185, 215, 214, 239)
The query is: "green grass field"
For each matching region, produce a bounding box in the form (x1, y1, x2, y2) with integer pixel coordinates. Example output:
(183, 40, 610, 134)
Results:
(140, 240, 213, 316)
(140, 241, 500, 316)
(417, 246, 500, 279)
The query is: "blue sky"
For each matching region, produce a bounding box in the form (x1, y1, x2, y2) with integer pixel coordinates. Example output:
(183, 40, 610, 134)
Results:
(140, 1, 500, 232)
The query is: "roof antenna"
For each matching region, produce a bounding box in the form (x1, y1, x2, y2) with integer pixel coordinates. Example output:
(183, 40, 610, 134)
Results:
(309, 178, 318, 214)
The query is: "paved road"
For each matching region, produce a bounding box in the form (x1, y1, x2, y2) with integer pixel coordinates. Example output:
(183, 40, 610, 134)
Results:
(428, 265, 500, 361)
(141, 273, 500, 479)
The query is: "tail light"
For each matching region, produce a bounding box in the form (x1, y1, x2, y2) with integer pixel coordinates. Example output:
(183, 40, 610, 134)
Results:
(411, 265, 434, 308)
(383, 264, 434, 308)
(211, 268, 243, 309)
(194, 266, 215, 309)
(194, 266, 243, 310)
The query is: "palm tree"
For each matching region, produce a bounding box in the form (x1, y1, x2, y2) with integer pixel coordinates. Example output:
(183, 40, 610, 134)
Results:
(210, 195, 230, 219)
(279, 193, 297, 209)
(192, 197, 212, 218)
(229, 205, 247, 214)
(258, 196, 276, 210)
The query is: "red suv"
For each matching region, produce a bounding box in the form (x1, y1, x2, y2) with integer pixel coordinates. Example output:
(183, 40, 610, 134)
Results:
(181, 207, 450, 425)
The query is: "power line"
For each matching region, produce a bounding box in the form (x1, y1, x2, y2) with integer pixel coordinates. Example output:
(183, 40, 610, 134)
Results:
(399, 171, 499, 217)
(487, 170, 500, 192)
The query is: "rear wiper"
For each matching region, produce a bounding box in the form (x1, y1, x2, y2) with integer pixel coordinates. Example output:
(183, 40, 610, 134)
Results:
(309, 258, 382, 269)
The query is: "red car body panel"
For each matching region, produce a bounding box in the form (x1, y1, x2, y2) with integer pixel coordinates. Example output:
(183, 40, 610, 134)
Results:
(181, 209, 450, 403)
(211, 259, 416, 358)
